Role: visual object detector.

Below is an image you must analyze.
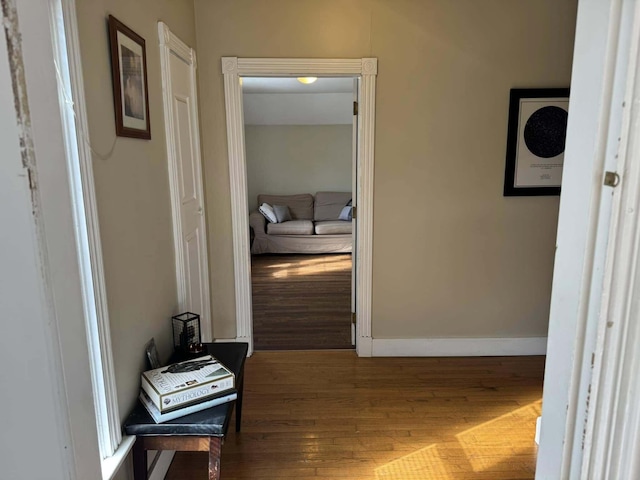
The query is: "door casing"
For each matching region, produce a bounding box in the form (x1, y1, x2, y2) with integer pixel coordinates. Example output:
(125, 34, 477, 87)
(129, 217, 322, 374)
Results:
(221, 57, 378, 356)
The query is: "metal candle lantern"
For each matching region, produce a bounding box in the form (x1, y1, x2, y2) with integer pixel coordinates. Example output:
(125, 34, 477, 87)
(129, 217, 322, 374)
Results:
(172, 312, 201, 353)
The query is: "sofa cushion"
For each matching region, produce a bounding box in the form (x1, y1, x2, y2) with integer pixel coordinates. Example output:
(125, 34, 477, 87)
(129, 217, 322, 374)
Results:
(273, 205, 292, 223)
(338, 206, 353, 221)
(314, 192, 352, 221)
(258, 194, 314, 220)
(314, 220, 352, 235)
(258, 203, 277, 223)
(267, 220, 314, 235)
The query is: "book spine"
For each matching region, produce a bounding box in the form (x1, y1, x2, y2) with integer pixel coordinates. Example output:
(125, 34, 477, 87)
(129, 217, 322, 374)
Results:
(140, 391, 238, 423)
(140, 374, 161, 409)
(159, 375, 234, 412)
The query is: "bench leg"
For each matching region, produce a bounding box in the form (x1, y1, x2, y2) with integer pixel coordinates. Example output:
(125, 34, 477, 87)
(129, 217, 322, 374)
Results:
(236, 375, 244, 432)
(132, 438, 147, 480)
(208, 437, 222, 480)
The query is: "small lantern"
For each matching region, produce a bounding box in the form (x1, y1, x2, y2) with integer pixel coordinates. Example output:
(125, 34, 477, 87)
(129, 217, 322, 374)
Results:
(172, 312, 201, 353)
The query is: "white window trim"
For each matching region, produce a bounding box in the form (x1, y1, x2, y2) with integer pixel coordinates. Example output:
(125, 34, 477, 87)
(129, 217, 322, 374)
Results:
(50, 0, 130, 475)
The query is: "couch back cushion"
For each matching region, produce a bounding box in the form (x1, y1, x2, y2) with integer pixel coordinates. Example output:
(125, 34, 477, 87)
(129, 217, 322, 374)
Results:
(314, 192, 352, 221)
(258, 193, 314, 220)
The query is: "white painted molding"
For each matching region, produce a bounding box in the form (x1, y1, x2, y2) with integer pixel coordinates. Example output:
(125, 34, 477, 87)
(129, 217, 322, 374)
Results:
(583, 4, 640, 477)
(221, 57, 254, 354)
(222, 56, 238, 75)
(3, 3, 79, 477)
(221, 57, 377, 357)
(356, 62, 376, 354)
(101, 435, 135, 480)
(158, 23, 192, 65)
(362, 58, 378, 75)
(536, 1, 635, 478)
(372, 337, 548, 357)
(158, 23, 187, 332)
(158, 22, 212, 341)
(236, 58, 364, 76)
(356, 336, 373, 357)
(58, 0, 122, 456)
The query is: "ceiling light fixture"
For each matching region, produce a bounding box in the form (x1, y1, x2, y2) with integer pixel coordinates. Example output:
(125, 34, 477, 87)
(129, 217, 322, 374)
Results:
(297, 77, 318, 84)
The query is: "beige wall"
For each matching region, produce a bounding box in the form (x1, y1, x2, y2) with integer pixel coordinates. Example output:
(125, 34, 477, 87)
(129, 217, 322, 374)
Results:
(197, 0, 577, 340)
(75, 0, 196, 450)
(245, 125, 352, 211)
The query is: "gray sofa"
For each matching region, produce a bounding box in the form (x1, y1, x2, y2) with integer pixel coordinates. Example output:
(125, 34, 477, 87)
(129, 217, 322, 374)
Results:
(249, 192, 352, 255)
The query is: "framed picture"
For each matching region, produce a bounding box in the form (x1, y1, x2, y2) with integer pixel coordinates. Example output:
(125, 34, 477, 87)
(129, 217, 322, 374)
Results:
(503, 88, 570, 196)
(108, 15, 151, 139)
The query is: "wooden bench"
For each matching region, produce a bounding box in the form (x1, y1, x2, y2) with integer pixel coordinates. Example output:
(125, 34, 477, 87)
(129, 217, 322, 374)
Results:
(124, 342, 248, 480)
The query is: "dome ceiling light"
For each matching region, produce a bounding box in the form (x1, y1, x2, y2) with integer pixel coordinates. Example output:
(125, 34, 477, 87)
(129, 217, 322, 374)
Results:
(297, 77, 318, 84)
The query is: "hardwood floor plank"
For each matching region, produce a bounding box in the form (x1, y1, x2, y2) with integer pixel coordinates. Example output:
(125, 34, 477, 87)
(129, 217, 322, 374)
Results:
(166, 351, 544, 479)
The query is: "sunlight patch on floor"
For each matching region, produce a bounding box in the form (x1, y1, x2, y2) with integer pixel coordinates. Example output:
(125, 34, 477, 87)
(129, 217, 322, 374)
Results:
(374, 400, 541, 479)
(456, 400, 542, 472)
(375, 444, 448, 479)
(268, 255, 351, 278)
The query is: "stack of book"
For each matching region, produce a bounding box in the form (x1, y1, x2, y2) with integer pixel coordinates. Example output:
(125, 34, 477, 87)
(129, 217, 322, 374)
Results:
(140, 354, 236, 423)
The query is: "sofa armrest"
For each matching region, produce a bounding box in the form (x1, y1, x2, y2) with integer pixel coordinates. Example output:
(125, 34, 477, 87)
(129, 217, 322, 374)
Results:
(249, 211, 267, 238)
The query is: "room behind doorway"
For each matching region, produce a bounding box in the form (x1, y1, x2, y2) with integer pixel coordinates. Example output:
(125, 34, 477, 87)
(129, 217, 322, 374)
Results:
(243, 77, 355, 351)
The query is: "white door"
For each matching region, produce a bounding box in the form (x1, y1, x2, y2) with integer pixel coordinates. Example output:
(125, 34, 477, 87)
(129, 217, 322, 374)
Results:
(158, 23, 212, 341)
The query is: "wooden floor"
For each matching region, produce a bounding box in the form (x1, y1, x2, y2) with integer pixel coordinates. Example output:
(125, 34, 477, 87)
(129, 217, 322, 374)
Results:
(166, 351, 544, 480)
(251, 254, 352, 350)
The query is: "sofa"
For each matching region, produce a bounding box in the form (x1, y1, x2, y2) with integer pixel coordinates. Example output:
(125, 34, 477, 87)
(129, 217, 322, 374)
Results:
(249, 192, 353, 255)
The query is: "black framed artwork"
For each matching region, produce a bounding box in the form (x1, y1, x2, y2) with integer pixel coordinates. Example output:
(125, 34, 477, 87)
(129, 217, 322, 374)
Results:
(108, 15, 151, 139)
(503, 88, 570, 196)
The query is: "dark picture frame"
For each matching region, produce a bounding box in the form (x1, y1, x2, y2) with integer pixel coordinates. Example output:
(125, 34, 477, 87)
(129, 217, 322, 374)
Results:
(503, 88, 570, 196)
(108, 15, 151, 139)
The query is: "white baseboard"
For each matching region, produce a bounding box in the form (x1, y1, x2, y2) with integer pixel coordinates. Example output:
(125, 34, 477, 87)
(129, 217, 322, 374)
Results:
(371, 337, 548, 356)
(148, 450, 175, 480)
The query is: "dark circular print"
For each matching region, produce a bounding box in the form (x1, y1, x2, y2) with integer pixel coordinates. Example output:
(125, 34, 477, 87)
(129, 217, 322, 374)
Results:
(523, 106, 568, 158)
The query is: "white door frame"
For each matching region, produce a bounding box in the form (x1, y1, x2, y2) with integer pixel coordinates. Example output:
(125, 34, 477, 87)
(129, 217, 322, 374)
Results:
(536, 0, 637, 477)
(221, 57, 377, 356)
(159, 23, 212, 341)
(581, 2, 640, 477)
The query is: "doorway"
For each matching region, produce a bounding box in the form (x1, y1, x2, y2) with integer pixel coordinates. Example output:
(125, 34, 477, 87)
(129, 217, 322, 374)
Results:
(242, 76, 355, 350)
(221, 57, 378, 356)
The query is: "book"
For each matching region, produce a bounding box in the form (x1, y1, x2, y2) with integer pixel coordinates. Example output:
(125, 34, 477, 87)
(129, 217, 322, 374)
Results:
(141, 355, 235, 413)
(139, 389, 237, 423)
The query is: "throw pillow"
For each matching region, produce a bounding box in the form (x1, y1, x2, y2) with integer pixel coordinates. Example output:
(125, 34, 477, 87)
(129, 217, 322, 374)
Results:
(339, 205, 353, 221)
(258, 203, 277, 223)
(273, 204, 292, 223)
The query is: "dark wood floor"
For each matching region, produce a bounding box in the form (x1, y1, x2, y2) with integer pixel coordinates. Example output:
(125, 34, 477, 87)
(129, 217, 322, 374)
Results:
(166, 351, 544, 479)
(251, 254, 352, 350)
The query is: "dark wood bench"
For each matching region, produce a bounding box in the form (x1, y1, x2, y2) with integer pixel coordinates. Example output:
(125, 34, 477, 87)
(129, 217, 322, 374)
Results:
(124, 342, 248, 480)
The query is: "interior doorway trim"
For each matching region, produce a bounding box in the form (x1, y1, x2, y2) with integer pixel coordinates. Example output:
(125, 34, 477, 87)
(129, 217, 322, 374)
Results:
(221, 57, 377, 356)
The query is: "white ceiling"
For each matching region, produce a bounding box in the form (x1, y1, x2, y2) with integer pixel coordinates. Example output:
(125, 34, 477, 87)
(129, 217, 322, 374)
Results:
(241, 77, 354, 94)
